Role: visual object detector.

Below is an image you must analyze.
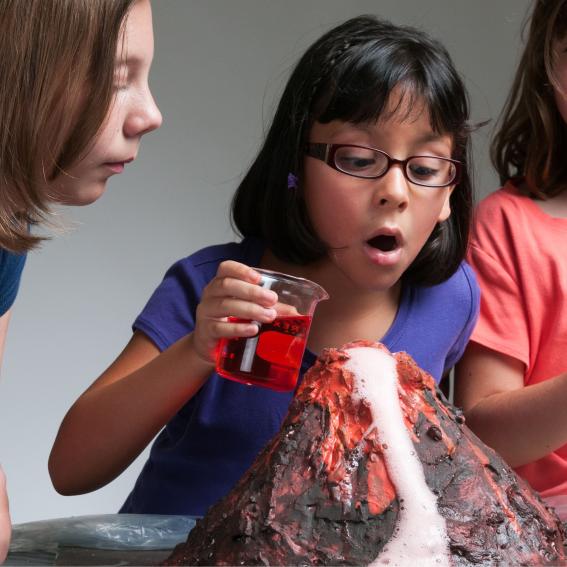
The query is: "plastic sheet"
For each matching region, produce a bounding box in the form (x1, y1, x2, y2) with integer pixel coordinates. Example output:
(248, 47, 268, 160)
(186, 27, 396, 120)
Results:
(6, 514, 197, 565)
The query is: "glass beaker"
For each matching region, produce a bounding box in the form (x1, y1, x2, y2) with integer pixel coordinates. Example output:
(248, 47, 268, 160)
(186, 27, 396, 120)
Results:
(215, 268, 329, 392)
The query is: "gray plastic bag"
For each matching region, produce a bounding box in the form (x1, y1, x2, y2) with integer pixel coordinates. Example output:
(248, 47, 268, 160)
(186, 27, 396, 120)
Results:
(9, 513, 197, 552)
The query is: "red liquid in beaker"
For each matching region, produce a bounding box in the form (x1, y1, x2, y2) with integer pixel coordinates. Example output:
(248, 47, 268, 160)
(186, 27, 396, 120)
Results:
(216, 315, 312, 392)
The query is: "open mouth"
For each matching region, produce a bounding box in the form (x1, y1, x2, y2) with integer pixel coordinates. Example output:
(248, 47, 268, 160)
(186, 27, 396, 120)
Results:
(367, 234, 399, 252)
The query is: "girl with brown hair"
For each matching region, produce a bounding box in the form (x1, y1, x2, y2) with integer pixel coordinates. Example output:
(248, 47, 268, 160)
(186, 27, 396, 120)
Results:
(455, 0, 567, 521)
(0, 0, 162, 560)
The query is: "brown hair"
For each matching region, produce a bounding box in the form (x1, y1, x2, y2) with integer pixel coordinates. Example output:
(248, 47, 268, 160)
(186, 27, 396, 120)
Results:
(0, 0, 136, 253)
(491, 0, 567, 198)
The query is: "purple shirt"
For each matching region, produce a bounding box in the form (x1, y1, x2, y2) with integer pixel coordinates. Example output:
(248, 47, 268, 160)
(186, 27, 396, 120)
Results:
(120, 238, 479, 516)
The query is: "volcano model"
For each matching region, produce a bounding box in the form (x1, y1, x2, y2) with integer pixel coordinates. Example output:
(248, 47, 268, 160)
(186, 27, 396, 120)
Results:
(165, 341, 565, 566)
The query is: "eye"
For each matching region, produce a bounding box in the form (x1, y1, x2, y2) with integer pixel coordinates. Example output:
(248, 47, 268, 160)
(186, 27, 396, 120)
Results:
(407, 157, 456, 186)
(334, 147, 384, 174)
(409, 163, 438, 179)
(113, 65, 129, 91)
(340, 156, 376, 169)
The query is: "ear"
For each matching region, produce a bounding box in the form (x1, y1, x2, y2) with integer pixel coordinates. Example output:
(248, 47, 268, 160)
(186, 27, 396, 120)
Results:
(436, 186, 454, 223)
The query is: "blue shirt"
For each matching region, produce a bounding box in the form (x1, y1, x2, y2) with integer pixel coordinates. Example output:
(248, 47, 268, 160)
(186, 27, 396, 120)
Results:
(0, 248, 27, 316)
(120, 238, 479, 516)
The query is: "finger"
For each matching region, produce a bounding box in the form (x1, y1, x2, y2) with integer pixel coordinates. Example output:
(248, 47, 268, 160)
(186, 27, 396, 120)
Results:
(193, 318, 261, 363)
(206, 276, 277, 308)
(216, 260, 262, 284)
(208, 319, 260, 340)
(273, 302, 301, 317)
(200, 298, 277, 323)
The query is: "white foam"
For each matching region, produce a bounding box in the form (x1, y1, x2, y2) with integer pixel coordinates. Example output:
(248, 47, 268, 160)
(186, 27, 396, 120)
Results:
(345, 347, 450, 567)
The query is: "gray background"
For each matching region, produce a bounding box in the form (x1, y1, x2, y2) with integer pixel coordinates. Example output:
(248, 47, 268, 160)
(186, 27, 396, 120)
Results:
(0, 0, 530, 524)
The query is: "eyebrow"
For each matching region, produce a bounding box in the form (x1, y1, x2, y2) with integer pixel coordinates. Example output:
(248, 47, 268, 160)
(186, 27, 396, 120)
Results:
(413, 131, 448, 144)
(345, 123, 373, 134)
(115, 55, 145, 69)
(347, 123, 446, 141)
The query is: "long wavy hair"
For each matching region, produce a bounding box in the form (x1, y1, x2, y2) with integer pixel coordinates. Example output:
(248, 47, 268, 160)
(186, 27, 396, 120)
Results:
(0, 0, 136, 253)
(491, 0, 567, 197)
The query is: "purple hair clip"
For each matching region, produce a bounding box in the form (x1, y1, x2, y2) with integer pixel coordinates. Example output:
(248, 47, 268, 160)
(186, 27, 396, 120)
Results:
(287, 173, 299, 189)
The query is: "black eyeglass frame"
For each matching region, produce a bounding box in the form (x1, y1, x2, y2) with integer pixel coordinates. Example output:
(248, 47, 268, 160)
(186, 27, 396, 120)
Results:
(305, 143, 462, 188)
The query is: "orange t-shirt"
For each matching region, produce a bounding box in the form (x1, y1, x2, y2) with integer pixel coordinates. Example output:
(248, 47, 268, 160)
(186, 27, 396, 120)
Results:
(467, 180, 567, 498)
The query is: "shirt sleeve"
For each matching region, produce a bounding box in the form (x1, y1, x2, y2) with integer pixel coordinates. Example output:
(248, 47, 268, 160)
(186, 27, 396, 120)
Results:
(0, 249, 27, 316)
(443, 261, 481, 371)
(132, 240, 263, 353)
(467, 241, 529, 367)
(133, 258, 205, 352)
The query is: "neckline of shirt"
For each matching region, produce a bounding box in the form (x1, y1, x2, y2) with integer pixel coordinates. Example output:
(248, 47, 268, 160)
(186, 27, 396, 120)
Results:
(504, 180, 567, 230)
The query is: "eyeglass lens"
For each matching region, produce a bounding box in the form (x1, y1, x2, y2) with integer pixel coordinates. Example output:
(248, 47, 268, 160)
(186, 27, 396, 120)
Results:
(333, 146, 456, 186)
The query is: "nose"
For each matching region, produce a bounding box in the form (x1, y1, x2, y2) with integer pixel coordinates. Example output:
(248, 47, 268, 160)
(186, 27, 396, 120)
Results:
(374, 165, 409, 211)
(124, 87, 163, 139)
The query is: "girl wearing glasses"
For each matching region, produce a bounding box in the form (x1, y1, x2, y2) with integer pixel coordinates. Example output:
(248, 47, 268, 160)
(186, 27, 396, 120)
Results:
(0, 0, 161, 559)
(49, 15, 479, 517)
(455, 0, 567, 521)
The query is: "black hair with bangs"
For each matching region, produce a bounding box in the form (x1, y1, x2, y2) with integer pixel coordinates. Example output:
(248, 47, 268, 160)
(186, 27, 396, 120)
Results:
(231, 15, 473, 285)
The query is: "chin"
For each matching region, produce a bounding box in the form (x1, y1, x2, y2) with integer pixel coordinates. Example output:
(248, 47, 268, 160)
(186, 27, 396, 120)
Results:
(68, 183, 108, 206)
(341, 270, 401, 294)
(362, 266, 407, 292)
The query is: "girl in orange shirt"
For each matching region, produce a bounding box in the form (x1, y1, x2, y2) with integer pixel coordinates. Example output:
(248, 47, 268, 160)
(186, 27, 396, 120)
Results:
(455, 0, 567, 519)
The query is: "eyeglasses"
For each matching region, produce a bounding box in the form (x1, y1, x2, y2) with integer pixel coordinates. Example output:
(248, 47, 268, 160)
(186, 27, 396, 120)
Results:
(306, 143, 461, 188)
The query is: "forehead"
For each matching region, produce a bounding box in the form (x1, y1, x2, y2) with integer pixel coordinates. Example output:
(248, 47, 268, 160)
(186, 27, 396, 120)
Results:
(310, 117, 453, 153)
(315, 79, 449, 136)
(310, 77, 460, 152)
(117, 0, 154, 64)
(380, 85, 430, 127)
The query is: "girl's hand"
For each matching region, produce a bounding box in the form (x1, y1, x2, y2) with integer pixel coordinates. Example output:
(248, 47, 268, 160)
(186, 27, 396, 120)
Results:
(0, 466, 11, 563)
(191, 261, 278, 364)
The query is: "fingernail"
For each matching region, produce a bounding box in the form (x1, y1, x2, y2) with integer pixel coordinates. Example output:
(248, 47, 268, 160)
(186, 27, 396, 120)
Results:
(249, 269, 262, 282)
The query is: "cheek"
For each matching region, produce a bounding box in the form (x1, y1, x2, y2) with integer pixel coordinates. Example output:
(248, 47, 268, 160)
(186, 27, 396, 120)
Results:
(83, 119, 121, 164)
(97, 119, 118, 146)
(94, 99, 125, 147)
(409, 192, 451, 244)
(437, 189, 452, 223)
(303, 167, 360, 244)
